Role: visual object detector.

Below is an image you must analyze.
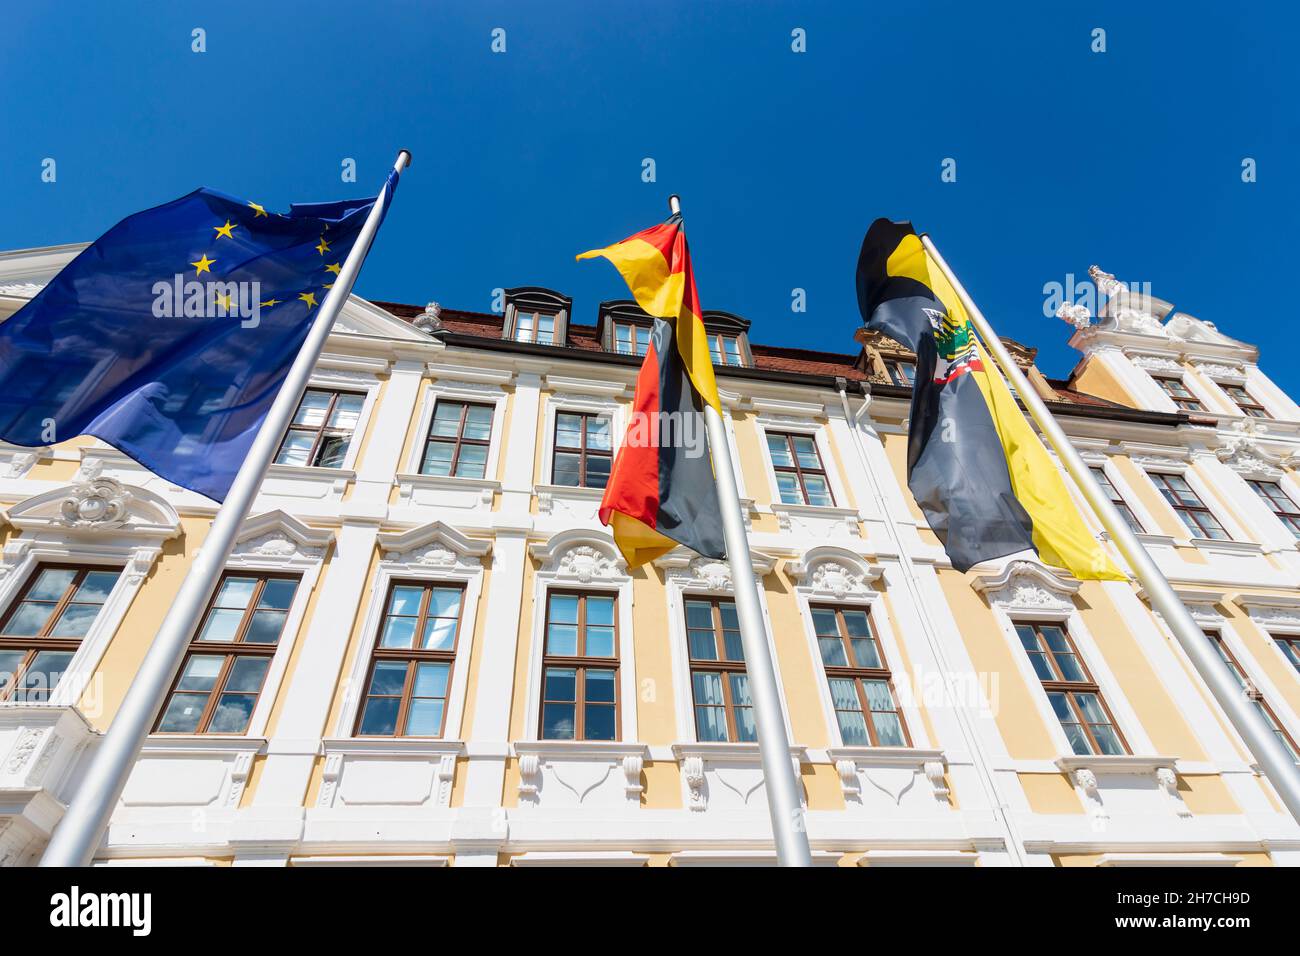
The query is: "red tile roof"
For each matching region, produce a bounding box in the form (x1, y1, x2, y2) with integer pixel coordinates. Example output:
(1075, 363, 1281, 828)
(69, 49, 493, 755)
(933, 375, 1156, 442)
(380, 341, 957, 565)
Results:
(368, 300, 1132, 407)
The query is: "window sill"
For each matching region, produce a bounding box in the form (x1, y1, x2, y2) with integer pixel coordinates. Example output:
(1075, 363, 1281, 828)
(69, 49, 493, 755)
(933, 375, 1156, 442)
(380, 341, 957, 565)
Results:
(141, 734, 267, 755)
(266, 463, 356, 482)
(1055, 754, 1178, 776)
(535, 483, 605, 500)
(394, 472, 499, 507)
(321, 737, 465, 757)
(826, 745, 944, 769)
(769, 502, 862, 537)
(1190, 537, 1263, 556)
(671, 741, 807, 764)
(513, 740, 648, 759)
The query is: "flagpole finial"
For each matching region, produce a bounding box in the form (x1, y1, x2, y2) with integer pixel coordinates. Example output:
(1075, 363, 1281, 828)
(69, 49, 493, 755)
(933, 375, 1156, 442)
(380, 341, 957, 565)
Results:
(668, 194, 682, 215)
(396, 150, 413, 171)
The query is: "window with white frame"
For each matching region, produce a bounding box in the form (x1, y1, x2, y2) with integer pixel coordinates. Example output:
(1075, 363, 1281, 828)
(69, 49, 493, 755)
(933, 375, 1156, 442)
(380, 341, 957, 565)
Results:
(1089, 465, 1145, 534)
(420, 400, 494, 479)
(539, 590, 619, 741)
(707, 331, 745, 367)
(1152, 376, 1204, 413)
(275, 388, 366, 468)
(1246, 479, 1300, 538)
(552, 411, 613, 489)
(684, 597, 754, 742)
(811, 604, 909, 747)
(156, 572, 299, 734)
(612, 320, 652, 357)
(354, 580, 464, 738)
(1219, 382, 1269, 419)
(0, 564, 122, 703)
(1206, 630, 1299, 762)
(766, 431, 835, 506)
(1014, 619, 1128, 756)
(1147, 471, 1230, 540)
(1274, 634, 1300, 675)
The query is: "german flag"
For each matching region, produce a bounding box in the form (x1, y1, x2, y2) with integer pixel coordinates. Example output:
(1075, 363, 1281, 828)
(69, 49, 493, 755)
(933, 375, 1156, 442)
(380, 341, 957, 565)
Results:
(578, 214, 726, 566)
(857, 220, 1125, 579)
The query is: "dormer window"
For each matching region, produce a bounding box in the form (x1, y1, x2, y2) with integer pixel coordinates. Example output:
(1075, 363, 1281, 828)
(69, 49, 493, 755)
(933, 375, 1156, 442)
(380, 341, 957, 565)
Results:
(503, 288, 572, 348)
(885, 359, 916, 387)
(514, 310, 556, 345)
(613, 321, 651, 357)
(708, 332, 744, 367)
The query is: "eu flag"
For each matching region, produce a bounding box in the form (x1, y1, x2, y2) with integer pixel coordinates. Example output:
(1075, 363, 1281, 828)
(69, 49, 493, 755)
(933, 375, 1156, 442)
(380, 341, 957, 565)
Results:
(0, 170, 398, 501)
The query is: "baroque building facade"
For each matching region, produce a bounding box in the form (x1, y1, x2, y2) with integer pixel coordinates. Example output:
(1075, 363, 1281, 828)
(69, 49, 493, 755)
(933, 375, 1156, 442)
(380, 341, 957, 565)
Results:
(1, 245, 1299, 867)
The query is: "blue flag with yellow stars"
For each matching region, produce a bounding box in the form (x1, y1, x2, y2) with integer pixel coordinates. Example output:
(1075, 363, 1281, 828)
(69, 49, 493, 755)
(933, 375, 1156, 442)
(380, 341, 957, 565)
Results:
(0, 170, 398, 501)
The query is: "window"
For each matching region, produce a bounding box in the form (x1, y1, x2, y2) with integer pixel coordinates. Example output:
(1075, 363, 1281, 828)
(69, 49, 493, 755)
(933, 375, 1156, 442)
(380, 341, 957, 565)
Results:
(420, 400, 494, 479)
(685, 598, 754, 742)
(811, 605, 909, 747)
(1014, 621, 1128, 756)
(539, 591, 619, 741)
(766, 431, 835, 506)
(707, 332, 744, 367)
(613, 321, 651, 357)
(157, 574, 299, 734)
(0, 565, 121, 703)
(1207, 631, 1299, 762)
(1152, 376, 1203, 412)
(552, 411, 612, 489)
(1220, 383, 1269, 418)
(355, 582, 464, 738)
(513, 310, 556, 345)
(1148, 472, 1229, 540)
(1089, 466, 1145, 534)
(275, 388, 365, 468)
(885, 359, 916, 387)
(1274, 635, 1300, 675)
(1247, 479, 1300, 538)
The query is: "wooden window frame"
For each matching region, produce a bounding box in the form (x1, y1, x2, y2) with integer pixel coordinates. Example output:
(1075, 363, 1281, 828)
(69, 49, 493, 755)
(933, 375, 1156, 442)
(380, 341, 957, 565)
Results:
(0, 564, 121, 703)
(812, 604, 911, 747)
(538, 590, 621, 741)
(612, 320, 652, 357)
(707, 331, 745, 367)
(1220, 383, 1269, 419)
(420, 399, 495, 479)
(276, 387, 366, 469)
(353, 580, 466, 739)
(1015, 620, 1130, 756)
(1147, 471, 1230, 539)
(1206, 630, 1299, 761)
(156, 572, 301, 735)
(513, 309, 558, 345)
(1152, 375, 1204, 412)
(1088, 465, 1145, 534)
(885, 359, 916, 387)
(1273, 634, 1300, 676)
(1247, 479, 1300, 538)
(685, 597, 754, 743)
(766, 430, 836, 507)
(551, 410, 613, 489)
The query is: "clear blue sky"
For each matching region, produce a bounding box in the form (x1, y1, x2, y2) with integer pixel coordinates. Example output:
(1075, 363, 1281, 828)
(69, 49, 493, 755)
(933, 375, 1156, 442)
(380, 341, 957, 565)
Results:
(3, 1, 1296, 394)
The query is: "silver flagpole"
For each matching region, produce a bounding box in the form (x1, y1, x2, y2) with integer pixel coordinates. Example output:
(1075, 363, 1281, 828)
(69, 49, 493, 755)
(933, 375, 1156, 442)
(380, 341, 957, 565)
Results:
(921, 233, 1300, 825)
(40, 150, 412, 867)
(670, 195, 813, 866)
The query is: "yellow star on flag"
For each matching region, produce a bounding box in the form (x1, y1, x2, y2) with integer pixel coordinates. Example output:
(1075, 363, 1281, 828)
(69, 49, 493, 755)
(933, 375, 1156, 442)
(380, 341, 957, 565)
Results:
(315, 237, 331, 256)
(248, 202, 268, 217)
(325, 262, 341, 275)
(215, 293, 234, 312)
(260, 298, 281, 308)
(298, 291, 318, 309)
(213, 220, 237, 240)
(190, 254, 215, 276)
